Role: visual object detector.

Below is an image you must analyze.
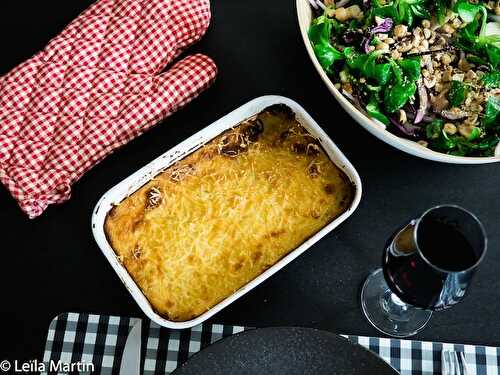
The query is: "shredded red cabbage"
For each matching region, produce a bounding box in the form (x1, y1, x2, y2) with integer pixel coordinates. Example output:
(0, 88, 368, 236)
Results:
(371, 18, 394, 34)
(389, 116, 421, 137)
(362, 37, 371, 53)
(414, 82, 428, 124)
(362, 18, 393, 53)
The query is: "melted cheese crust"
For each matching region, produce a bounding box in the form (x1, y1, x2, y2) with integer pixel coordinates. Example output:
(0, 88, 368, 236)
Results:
(104, 105, 354, 321)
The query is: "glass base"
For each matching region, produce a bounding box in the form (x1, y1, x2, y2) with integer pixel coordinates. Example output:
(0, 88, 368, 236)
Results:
(361, 268, 432, 338)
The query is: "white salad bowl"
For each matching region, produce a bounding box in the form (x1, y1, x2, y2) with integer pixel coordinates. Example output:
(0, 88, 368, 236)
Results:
(297, 0, 500, 164)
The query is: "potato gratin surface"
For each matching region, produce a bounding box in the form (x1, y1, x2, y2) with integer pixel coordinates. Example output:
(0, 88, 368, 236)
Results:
(104, 104, 354, 321)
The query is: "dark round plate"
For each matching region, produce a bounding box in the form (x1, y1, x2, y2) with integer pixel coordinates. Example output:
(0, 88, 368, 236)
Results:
(172, 327, 400, 375)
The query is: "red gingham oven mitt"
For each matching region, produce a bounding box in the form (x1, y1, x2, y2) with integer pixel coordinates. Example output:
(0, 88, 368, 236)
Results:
(0, 0, 217, 218)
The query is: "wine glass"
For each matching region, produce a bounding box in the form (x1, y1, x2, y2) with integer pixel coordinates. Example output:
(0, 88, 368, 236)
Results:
(361, 205, 487, 337)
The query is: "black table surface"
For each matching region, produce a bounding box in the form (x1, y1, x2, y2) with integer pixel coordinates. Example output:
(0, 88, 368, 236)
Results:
(1, 0, 499, 363)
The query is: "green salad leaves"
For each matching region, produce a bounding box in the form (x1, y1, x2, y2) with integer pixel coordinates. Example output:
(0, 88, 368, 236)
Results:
(344, 48, 420, 113)
(308, 16, 343, 72)
(481, 72, 500, 89)
(393, 0, 431, 27)
(344, 49, 392, 85)
(484, 96, 500, 127)
(308, 0, 499, 157)
(426, 120, 497, 156)
(384, 80, 417, 113)
(370, 0, 431, 27)
(454, 0, 500, 68)
(366, 97, 390, 125)
(448, 81, 467, 107)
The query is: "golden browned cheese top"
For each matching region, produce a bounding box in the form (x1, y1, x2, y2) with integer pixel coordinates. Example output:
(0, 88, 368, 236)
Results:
(104, 104, 354, 321)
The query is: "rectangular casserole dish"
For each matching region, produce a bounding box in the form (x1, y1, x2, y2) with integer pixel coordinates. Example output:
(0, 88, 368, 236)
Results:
(92, 95, 362, 329)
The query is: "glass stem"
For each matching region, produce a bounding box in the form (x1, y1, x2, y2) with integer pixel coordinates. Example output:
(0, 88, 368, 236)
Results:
(381, 289, 412, 322)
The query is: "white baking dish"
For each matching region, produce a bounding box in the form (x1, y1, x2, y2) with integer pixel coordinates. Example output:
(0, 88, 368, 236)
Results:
(91, 95, 362, 329)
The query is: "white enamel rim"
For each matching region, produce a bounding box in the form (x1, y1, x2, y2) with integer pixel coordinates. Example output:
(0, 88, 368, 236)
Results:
(91, 95, 362, 329)
(297, 0, 500, 164)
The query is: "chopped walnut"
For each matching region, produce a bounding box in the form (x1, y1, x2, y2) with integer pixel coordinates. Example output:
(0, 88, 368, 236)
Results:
(399, 109, 407, 124)
(342, 82, 353, 94)
(424, 77, 437, 89)
(394, 25, 408, 38)
(397, 41, 413, 53)
(464, 70, 477, 82)
(391, 50, 402, 60)
(441, 53, 452, 65)
(458, 124, 478, 138)
(412, 27, 424, 46)
(431, 94, 449, 112)
(442, 67, 453, 82)
(442, 107, 468, 120)
(440, 23, 455, 35)
(464, 114, 479, 126)
(443, 123, 457, 135)
(375, 42, 390, 52)
(451, 17, 462, 29)
(458, 58, 472, 72)
(335, 5, 363, 22)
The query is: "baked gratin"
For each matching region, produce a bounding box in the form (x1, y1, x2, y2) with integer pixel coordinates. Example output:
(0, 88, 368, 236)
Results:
(104, 104, 354, 321)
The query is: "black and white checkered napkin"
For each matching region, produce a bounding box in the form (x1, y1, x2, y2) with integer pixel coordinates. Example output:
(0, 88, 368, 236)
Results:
(43, 313, 500, 375)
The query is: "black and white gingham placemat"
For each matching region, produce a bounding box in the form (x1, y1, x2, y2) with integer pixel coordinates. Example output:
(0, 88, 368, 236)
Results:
(43, 313, 500, 374)
(43, 313, 247, 375)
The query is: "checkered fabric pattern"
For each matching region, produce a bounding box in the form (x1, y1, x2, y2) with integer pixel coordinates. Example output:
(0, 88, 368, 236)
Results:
(43, 313, 246, 375)
(0, 0, 217, 218)
(344, 335, 500, 375)
(43, 313, 500, 375)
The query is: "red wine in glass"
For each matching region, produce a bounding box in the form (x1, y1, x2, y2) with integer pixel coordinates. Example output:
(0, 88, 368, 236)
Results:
(361, 205, 487, 337)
